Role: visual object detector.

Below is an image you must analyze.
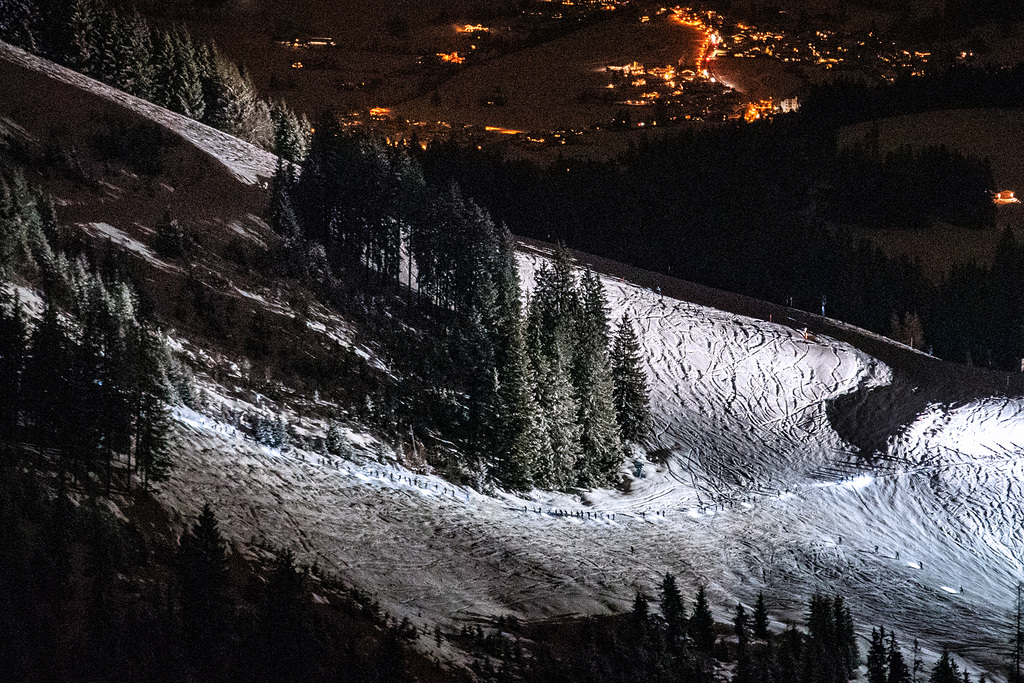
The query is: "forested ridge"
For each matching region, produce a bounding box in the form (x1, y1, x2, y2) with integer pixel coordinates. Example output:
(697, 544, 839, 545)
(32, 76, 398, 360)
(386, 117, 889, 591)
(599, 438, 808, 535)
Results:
(0, 0, 310, 161)
(2, 138, 986, 683)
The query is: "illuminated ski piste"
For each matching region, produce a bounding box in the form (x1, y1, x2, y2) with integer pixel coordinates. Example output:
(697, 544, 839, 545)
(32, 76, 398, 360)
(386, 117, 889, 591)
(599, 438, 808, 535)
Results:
(154, 248, 1023, 675)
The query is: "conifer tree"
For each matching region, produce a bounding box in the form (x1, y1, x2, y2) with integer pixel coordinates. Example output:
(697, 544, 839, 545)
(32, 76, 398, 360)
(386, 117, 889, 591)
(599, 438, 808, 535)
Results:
(528, 337, 579, 489)
(632, 590, 650, 624)
(154, 209, 185, 258)
(0, 173, 24, 275)
(913, 639, 925, 683)
(25, 299, 73, 465)
(268, 159, 308, 278)
(263, 548, 310, 681)
(268, 156, 300, 231)
(58, 0, 97, 73)
(660, 573, 686, 641)
(271, 101, 310, 163)
(0, 167, 39, 276)
(151, 30, 176, 109)
(834, 594, 859, 679)
(802, 593, 858, 683)
(494, 311, 542, 490)
(163, 28, 205, 119)
(690, 585, 716, 652)
(0, 288, 27, 439)
(34, 189, 58, 248)
(203, 50, 272, 148)
(527, 246, 580, 363)
(734, 602, 749, 645)
(576, 269, 610, 355)
(274, 417, 290, 452)
(753, 591, 770, 639)
(177, 502, 228, 672)
(325, 421, 345, 457)
(929, 651, 962, 683)
(805, 594, 839, 683)
(574, 270, 622, 486)
(887, 632, 912, 683)
(133, 321, 172, 490)
(77, 274, 133, 492)
(611, 312, 651, 443)
(534, 246, 580, 346)
(735, 604, 753, 683)
(869, 627, 889, 683)
(92, 2, 120, 85)
(492, 225, 521, 332)
(111, 9, 154, 98)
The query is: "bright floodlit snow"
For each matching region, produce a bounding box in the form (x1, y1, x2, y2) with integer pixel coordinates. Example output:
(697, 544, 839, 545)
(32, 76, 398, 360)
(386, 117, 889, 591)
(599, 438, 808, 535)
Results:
(158, 249, 1023, 676)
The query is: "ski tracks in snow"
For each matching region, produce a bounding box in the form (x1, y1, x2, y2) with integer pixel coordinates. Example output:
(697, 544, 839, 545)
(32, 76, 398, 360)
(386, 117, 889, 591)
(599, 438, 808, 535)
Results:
(160, 252, 1024, 675)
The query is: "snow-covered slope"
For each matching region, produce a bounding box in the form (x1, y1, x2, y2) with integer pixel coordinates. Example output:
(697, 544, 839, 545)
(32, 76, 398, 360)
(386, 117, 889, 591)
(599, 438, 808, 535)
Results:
(4, 37, 1019, 675)
(156, 246, 1024, 676)
(0, 41, 277, 186)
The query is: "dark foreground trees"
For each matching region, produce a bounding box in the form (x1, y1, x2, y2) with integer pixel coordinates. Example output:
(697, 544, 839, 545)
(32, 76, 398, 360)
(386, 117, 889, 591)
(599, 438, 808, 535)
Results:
(0, 167, 173, 490)
(0, 468, 435, 682)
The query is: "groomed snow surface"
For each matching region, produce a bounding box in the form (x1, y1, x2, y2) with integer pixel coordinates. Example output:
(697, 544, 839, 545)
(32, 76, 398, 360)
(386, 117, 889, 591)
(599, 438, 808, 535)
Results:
(156, 248, 1024, 676)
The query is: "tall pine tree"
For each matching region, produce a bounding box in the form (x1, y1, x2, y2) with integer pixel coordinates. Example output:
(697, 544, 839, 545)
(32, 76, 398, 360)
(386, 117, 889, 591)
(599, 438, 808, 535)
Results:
(929, 651, 962, 683)
(661, 573, 686, 642)
(494, 311, 543, 490)
(133, 320, 172, 490)
(888, 631, 912, 683)
(690, 585, 716, 653)
(527, 330, 579, 489)
(869, 627, 889, 683)
(178, 502, 229, 674)
(573, 269, 622, 486)
(610, 312, 651, 444)
(25, 299, 73, 467)
(753, 591, 770, 639)
(0, 288, 27, 440)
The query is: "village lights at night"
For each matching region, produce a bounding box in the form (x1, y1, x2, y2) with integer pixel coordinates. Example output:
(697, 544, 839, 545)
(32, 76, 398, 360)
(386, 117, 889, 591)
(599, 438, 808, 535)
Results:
(268, 2, 931, 157)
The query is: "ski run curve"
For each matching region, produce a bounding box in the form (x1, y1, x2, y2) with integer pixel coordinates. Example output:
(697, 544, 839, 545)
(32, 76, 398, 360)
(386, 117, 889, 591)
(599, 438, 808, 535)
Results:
(157, 247, 1024, 676)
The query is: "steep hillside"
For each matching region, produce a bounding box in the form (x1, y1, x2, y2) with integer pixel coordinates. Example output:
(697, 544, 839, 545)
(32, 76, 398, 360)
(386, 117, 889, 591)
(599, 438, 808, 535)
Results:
(5, 38, 1024, 678)
(0, 40, 275, 278)
(157, 248, 1024, 675)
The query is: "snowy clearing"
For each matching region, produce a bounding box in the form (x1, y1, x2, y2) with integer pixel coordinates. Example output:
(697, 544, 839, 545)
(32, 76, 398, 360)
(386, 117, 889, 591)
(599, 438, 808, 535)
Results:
(158, 249, 1024, 676)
